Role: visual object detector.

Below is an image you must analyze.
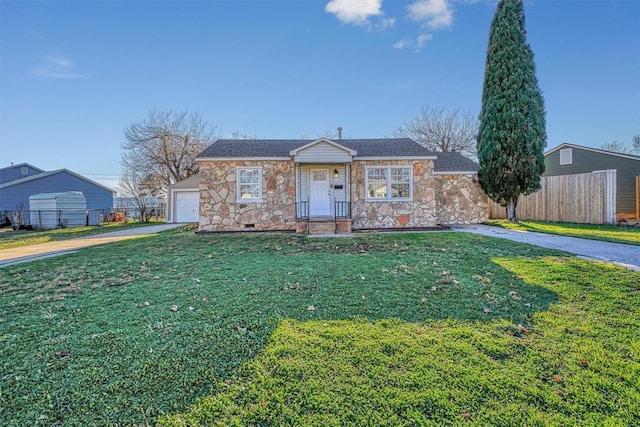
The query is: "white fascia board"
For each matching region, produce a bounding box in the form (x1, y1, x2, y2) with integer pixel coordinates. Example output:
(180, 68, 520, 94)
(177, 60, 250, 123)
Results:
(289, 139, 357, 156)
(197, 157, 291, 161)
(545, 143, 640, 162)
(434, 171, 478, 175)
(354, 156, 437, 160)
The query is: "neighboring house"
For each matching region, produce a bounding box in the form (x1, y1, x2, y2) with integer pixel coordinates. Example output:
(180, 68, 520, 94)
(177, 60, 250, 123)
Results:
(544, 143, 640, 219)
(0, 163, 115, 224)
(0, 163, 44, 184)
(194, 138, 488, 233)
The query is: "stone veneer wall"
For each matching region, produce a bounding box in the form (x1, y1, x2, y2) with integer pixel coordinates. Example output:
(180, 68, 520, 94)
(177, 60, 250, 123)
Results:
(199, 160, 296, 231)
(433, 174, 489, 224)
(351, 160, 438, 229)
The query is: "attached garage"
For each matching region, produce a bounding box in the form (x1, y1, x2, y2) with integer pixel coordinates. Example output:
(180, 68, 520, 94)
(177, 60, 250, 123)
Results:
(175, 191, 199, 222)
(167, 175, 200, 223)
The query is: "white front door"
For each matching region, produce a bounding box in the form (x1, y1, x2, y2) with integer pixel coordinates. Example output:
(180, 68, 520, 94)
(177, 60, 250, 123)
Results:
(309, 169, 331, 216)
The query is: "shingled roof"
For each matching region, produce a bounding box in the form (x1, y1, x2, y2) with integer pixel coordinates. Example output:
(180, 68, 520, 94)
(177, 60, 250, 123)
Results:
(433, 152, 479, 172)
(198, 138, 478, 172)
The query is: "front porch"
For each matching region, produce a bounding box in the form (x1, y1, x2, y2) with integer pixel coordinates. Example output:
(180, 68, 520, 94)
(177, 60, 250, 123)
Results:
(295, 200, 352, 234)
(292, 157, 353, 234)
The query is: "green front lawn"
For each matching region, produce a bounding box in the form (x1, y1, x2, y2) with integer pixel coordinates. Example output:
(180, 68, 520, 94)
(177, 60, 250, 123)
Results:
(487, 219, 640, 246)
(1, 230, 638, 426)
(0, 221, 164, 250)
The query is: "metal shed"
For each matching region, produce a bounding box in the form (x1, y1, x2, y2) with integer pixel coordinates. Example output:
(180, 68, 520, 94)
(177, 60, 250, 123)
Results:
(29, 191, 87, 229)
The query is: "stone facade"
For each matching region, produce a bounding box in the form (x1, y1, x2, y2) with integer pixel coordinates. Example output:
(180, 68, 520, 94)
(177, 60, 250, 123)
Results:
(198, 160, 487, 232)
(199, 160, 296, 232)
(350, 160, 438, 229)
(433, 174, 489, 224)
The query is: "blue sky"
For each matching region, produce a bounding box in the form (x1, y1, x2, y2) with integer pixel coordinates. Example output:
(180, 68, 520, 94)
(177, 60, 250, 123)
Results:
(1, 0, 638, 191)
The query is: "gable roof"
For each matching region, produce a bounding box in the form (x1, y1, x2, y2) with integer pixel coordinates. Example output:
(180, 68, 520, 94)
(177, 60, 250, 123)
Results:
(0, 163, 45, 173)
(0, 169, 116, 193)
(545, 143, 640, 162)
(289, 138, 358, 156)
(168, 174, 200, 190)
(198, 138, 478, 173)
(197, 138, 437, 159)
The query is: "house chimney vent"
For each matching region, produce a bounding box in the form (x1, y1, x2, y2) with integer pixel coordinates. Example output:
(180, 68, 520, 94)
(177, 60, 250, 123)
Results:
(337, 127, 343, 140)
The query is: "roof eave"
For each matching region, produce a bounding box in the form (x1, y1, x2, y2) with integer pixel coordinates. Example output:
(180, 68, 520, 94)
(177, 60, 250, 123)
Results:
(545, 143, 640, 161)
(197, 157, 291, 162)
(433, 170, 478, 175)
(289, 138, 357, 156)
(354, 156, 437, 160)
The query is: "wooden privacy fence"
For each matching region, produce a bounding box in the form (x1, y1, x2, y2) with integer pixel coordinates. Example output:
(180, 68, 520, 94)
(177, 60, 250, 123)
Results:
(636, 176, 640, 220)
(489, 171, 617, 224)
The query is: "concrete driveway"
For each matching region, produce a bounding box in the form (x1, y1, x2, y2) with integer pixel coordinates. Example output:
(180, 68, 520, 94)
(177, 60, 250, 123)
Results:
(0, 223, 184, 267)
(453, 224, 640, 271)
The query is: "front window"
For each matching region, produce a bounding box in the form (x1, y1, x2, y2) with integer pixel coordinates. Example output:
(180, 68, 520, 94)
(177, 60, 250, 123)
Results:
(366, 166, 412, 201)
(237, 167, 262, 202)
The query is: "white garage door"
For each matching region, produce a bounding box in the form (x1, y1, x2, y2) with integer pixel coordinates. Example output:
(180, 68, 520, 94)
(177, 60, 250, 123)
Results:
(175, 191, 199, 223)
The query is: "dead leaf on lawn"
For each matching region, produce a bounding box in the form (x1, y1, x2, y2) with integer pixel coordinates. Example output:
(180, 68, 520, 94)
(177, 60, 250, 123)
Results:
(307, 305, 316, 312)
(170, 305, 179, 312)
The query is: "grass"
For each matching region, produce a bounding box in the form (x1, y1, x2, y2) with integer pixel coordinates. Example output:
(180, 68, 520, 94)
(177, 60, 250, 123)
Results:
(0, 221, 164, 250)
(1, 229, 638, 425)
(486, 219, 640, 246)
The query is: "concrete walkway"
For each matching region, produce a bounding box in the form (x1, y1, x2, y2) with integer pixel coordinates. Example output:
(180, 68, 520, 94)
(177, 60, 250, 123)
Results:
(453, 224, 640, 271)
(0, 223, 184, 267)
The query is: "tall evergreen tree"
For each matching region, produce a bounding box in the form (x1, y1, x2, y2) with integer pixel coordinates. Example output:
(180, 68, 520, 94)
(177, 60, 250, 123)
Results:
(477, 0, 547, 221)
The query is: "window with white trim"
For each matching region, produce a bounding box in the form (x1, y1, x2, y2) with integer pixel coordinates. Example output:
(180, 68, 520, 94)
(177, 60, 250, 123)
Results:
(559, 148, 572, 165)
(21, 166, 28, 175)
(236, 167, 262, 202)
(366, 166, 412, 201)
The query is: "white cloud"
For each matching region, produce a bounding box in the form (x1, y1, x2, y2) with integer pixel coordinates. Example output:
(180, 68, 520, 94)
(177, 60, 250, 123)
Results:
(33, 56, 85, 79)
(326, 0, 383, 25)
(372, 17, 396, 31)
(393, 39, 411, 49)
(392, 33, 432, 51)
(416, 33, 433, 49)
(408, 0, 454, 30)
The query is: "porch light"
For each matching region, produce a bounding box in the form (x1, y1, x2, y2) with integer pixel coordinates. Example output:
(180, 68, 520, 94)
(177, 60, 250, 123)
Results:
(333, 169, 339, 178)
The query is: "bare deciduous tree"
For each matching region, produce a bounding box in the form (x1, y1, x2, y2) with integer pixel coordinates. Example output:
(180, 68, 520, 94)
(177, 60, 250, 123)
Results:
(601, 136, 640, 155)
(297, 129, 341, 140)
(121, 109, 217, 196)
(231, 131, 257, 140)
(119, 170, 155, 222)
(393, 106, 478, 158)
(600, 140, 630, 154)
